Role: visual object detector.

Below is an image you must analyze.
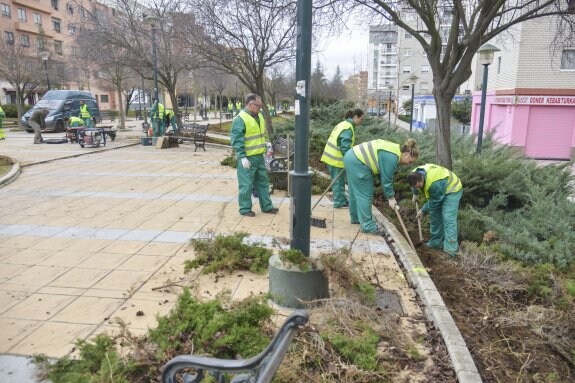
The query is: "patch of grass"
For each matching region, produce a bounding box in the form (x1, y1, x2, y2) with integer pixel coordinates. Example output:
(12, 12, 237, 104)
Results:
(185, 232, 272, 274)
(327, 327, 380, 371)
(278, 248, 313, 272)
(0, 156, 14, 178)
(354, 281, 377, 306)
(221, 154, 237, 168)
(149, 289, 274, 360)
(564, 279, 575, 297)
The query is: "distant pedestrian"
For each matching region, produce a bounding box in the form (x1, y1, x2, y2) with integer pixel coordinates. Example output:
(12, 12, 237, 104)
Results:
(321, 109, 364, 208)
(0, 105, 5, 140)
(407, 164, 463, 257)
(30, 108, 50, 144)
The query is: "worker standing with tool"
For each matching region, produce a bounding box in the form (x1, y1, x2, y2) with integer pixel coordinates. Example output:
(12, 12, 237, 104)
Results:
(344, 138, 419, 235)
(407, 164, 463, 257)
(320, 109, 364, 208)
(231, 93, 278, 217)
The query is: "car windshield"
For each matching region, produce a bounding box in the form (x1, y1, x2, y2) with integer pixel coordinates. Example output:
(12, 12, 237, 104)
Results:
(36, 99, 64, 111)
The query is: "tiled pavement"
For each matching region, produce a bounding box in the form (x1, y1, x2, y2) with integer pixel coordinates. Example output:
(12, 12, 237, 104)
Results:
(0, 130, 427, 364)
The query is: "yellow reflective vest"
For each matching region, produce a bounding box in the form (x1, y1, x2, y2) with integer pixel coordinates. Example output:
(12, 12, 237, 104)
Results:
(352, 139, 401, 174)
(415, 164, 462, 199)
(237, 110, 266, 156)
(80, 104, 91, 118)
(321, 121, 355, 168)
(69, 116, 84, 126)
(157, 103, 165, 118)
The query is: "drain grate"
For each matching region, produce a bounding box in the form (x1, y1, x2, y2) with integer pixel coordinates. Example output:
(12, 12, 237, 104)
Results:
(375, 289, 404, 315)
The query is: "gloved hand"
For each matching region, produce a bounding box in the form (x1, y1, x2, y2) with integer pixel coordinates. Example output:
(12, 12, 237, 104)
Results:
(412, 195, 418, 203)
(388, 198, 399, 211)
(416, 209, 424, 219)
(240, 157, 251, 169)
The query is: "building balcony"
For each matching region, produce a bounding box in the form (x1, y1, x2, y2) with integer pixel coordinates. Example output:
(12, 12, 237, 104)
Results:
(381, 49, 397, 54)
(380, 62, 397, 67)
(13, 0, 52, 14)
(14, 22, 54, 38)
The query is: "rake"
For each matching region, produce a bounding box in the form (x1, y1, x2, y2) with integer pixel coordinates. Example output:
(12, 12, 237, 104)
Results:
(310, 170, 345, 228)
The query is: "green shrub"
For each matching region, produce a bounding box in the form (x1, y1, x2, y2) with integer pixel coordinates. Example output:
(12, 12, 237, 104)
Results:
(327, 327, 380, 371)
(185, 232, 272, 274)
(1, 104, 32, 118)
(278, 248, 313, 272)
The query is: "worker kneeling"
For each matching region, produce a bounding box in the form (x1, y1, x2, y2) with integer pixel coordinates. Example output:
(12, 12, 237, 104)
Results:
(407, 164, 463, 257)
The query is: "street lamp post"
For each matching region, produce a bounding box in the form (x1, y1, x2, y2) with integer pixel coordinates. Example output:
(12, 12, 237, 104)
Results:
(144, 14, 160, 136)
(408, 74, 418, 133)
(476, 44, 500, 154)
(40, 51, 51, 91)
(235, 80, 238, 116)
(387, 86, 393, 127)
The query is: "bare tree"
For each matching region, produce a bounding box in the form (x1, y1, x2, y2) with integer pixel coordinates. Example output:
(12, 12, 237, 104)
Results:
(0, 31, 46, 126)
(183, 0, 298, 136)
(329, 0, 575, 168)
(265, 66, 291, 108)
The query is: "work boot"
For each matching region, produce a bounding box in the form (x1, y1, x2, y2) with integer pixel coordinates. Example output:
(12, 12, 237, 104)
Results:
(241, 211, 256, 217)
(263, 207, 279, 214)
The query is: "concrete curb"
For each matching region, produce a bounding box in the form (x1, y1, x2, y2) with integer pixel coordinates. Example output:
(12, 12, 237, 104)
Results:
(372, 207, 483, 383)
(0, 161, 21, 187)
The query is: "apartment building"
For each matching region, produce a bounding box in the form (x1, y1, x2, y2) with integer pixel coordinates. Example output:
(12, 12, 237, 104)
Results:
(0, 0, 116, 109)
(343, 70, 368, 107)
(469, 17, 575, 160)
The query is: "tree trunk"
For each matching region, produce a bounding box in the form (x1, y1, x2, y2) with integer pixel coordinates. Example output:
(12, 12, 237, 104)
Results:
(117, 86, 125, 130)
(434, 92, 453, 170)
(255, 79, 274, 138)
(16, 87, 24, 128)
(167, 87, 179, 126)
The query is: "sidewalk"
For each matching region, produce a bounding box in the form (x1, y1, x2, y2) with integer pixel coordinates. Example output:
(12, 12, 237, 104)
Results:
(0, 126, 478, 381)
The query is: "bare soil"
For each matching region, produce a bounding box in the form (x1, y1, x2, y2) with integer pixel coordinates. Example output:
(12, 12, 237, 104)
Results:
(377, 199, 575, 383)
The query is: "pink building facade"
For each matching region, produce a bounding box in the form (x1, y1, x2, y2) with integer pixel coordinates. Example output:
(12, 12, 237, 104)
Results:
(471, 89, 575, 160)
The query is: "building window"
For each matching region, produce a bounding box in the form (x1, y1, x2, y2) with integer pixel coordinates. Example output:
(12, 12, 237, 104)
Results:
(404, 31, 412, 39)
(421, 65, 430, 73)
(33, 12, 41, 25)
(560, 49, 575, 70)
(402, 85, 410, 90)
(1, 3, 10, 18)
(100, 95, 109, 103)
(5, 31, 14, 44)
(36, 37, 45, 50)
(80, 7, 85, 18)
(420, 82, 429, 92)
(51, 0, 59, 10)
(54, 40, 63, 55)
(403, 65, 412, 73)
(67, 2, 73, 15)
(68, 24, 76, 34)
(17, 8, 26, 21)
(20, 34, 29, 47)
(497, 56, 502, 74)
(52, 18, 61, 32)
(403, 49, 411, 57)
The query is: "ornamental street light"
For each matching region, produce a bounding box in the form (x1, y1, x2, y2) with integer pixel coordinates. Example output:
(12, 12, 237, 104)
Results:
(143, 13, 160, 136)
(408, 74, 418, 132)
(40, 50, 51, 91)
(387, 85, 393, 127)
(476, 43, 500, 154)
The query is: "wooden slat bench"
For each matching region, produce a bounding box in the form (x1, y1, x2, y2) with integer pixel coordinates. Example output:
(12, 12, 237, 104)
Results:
(178, 123, 209, 152)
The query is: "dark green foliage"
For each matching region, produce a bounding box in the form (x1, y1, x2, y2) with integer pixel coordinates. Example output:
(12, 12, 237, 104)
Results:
(185, 232, 272, 274)
(1, 104, 32, 118)
(327, 328, 380, 371)
(278, 248, 313, 272)
(149, 289, 273, 359)
(221, 154, 237, 168)
(451, 98, 471, 124)
(33, 335, 132, 383)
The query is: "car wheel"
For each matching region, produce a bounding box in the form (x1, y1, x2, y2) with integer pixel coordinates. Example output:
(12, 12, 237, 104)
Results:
(55, 120, 65, 133)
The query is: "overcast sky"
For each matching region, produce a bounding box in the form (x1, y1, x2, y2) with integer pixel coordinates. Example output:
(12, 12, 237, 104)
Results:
(313, 23, 370, 81)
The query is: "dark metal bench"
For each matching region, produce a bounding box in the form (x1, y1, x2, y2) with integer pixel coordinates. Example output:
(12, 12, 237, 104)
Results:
(161, 310, 308, 383)
(97, 111, 115, 123)
(267, 136, 294, 194)
(178, 123, 209, 152)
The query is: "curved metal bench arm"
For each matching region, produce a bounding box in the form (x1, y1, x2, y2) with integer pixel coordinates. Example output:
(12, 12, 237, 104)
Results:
(161, 310, 309, 383)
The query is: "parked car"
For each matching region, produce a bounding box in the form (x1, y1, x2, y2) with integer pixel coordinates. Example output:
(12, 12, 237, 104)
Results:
(21, 90, 100, 133)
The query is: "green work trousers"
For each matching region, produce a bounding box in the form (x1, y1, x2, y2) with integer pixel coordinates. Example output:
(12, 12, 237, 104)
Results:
(344, 152, 378, 233)
(328, 164, 347, 208)
(427, 189, 463, 256)
(237, 154, 273, 214)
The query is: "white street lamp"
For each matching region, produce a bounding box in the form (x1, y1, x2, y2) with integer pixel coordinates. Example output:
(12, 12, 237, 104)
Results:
(476, 43, 500, 154)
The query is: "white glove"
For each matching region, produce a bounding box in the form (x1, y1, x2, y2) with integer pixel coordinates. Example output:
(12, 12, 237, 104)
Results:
(416, 209, 424, 219)
(240, 157, 251, 169)
(388, 198, 399, 211)
(412, 195, 418, 203)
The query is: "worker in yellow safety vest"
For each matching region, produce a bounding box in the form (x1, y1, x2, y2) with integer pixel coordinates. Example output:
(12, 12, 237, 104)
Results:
(320, 109, 364, 208)
(79, 100, 93, 128)
(407, 164, 463, 257)
(150, 98, 165, 136)
(343, 138, 419, 235)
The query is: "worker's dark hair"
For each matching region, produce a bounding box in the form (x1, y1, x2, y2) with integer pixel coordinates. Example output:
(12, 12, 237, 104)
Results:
(406, 171, 424, 187)
(245, 93, 261, 105)
(344, 109, 364, 119)
(401, 138, 419, 159)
